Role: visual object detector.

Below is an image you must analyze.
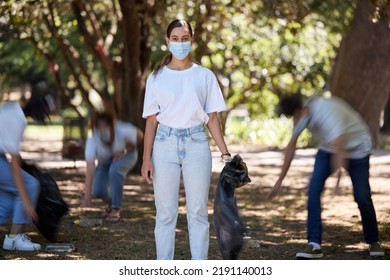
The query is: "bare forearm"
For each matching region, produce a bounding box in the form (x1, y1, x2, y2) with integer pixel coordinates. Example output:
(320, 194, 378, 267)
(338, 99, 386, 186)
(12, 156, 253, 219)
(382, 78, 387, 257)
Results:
(143, 116, 158, 161)
(10, 155, 31, 205)
(125, 128, 144, 152)
(331, 135, 346, 170)
(10, 154, 37, 221)
(207, 112, 229, 155)
(277, 138, 297, 182)
(85, 161, 95, 194)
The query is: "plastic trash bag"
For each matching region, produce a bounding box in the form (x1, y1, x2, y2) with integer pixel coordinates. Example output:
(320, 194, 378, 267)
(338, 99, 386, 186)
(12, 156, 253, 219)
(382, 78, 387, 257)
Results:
(213, 154, 251, 260)
(22, 161, 69, 241)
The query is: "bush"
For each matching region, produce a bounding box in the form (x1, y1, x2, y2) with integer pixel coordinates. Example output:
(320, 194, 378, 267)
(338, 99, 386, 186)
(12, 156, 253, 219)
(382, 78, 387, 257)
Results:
(225, 114, 316, 148)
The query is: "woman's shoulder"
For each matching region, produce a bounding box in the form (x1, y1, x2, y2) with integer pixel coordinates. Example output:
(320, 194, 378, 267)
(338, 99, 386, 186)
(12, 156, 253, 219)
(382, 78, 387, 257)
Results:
(116, 120, 136, 130)
(191, 63, 217, 77)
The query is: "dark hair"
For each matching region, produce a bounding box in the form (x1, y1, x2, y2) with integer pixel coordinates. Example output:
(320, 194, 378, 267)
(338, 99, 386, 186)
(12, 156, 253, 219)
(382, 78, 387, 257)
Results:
(153, 19, 194, 77)
(23, 95, 55, 123)
(91, 110, 115, 130)
(276, 94, 303, 117)
(90, 110, 116, 145)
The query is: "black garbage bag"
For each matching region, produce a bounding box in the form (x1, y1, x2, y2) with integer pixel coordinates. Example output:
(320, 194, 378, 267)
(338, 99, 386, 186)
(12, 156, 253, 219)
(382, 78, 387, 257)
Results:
(22, 161, 69, 241)
(213, 154, 251, 260)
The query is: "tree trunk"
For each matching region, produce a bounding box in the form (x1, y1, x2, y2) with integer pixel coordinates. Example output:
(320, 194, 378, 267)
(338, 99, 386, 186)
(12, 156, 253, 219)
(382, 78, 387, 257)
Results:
(118, 1, 154, 172)
(330, 0, 390, 148)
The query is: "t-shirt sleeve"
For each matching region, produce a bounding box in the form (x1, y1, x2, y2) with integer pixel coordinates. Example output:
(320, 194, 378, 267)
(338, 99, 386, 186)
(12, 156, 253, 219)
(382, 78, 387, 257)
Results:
(204, 71, 227, 113)
(292, 115, 310, 139)
(120, 123, 138, 144)
(1, 103, 26, 155)
(84, 136, 96, 162)
(142, 74, 160, 119)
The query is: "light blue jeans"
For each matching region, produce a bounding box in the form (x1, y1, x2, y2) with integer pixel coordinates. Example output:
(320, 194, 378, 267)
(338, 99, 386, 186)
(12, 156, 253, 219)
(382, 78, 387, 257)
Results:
(0, 155, 40, 225)
(152, 124, 212, 260)
(92, 150, 137, 209)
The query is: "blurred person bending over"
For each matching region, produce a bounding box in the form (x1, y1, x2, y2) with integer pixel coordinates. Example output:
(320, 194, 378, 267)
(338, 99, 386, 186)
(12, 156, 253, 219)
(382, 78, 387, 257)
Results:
(268, 93, 384, 259)
(0, 96, 52, 251)
(81, 111, 143, 222)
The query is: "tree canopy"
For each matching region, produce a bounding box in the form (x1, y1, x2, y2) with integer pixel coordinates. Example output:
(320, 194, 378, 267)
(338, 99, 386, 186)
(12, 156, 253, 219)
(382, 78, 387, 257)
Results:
(1, 0, 389, 146)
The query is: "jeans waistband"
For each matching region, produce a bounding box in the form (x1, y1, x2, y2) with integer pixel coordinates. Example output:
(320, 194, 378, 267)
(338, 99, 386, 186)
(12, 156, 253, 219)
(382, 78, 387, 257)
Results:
(157, 124, 205, 136)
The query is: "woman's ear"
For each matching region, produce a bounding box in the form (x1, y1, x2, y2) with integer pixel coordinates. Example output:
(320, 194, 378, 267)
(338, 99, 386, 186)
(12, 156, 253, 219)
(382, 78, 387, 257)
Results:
(165, 37, 170, 47)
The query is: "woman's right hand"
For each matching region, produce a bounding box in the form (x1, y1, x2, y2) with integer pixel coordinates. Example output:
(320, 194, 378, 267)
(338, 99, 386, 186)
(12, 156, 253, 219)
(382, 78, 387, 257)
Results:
(141, 159, 153, 184)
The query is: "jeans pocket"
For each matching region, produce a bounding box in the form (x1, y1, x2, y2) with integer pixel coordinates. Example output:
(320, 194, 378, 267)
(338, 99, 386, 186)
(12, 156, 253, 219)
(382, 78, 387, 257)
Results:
(190, 131, 208, 143)
(155, 129, 168, 142)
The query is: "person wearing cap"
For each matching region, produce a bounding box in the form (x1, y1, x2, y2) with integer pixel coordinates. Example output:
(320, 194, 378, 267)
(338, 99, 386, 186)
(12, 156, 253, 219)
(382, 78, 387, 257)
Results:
(0, 96, 52, 251)
(268, 93, 385, 259)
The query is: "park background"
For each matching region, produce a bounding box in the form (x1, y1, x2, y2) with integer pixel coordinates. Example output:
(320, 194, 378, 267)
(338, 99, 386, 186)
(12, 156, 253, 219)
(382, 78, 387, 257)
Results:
(0, 0, 389, 260)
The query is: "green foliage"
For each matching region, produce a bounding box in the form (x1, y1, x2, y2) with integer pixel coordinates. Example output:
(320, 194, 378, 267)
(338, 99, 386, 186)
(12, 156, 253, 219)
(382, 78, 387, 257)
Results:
(0, 0, 357, 146)
(225, 110, 315, 148)
(0, 39, 53, 90)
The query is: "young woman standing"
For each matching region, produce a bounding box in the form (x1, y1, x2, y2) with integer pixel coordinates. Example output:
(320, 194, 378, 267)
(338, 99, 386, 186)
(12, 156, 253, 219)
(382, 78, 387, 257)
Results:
(141, 19, 231, 260)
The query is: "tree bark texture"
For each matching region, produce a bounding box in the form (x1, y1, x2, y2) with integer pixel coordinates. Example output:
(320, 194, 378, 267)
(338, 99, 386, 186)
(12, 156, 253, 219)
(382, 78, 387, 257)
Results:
(330, 0, 390, 147)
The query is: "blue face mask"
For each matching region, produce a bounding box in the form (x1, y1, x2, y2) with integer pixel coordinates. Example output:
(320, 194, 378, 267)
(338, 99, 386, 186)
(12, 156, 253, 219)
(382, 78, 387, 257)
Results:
(169, 41, 191, 60)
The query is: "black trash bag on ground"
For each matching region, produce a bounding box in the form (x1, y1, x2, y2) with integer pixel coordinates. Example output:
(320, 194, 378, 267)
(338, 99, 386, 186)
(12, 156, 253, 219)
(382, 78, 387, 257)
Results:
(22, 161, 69, 241)
(213, 154, 251, 260)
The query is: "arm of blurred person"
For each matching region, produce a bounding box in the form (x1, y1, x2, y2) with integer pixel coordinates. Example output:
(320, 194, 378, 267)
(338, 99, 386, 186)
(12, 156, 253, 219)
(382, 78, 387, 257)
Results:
(331, 135, 346, 171)
(10, 154, 39, 223)
(112, 127, 144, 161)
(268, 109, 309, 199)
(82, 160, 95, 207)
(141, 114, 158, 184)
(331, 135, 346, 196)
(267, 137, 298, 199)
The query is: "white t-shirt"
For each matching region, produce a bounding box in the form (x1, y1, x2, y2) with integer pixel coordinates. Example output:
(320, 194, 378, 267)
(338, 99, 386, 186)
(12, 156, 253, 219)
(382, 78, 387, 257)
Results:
(0, 101, 27, 155)
(292, 96, 372, 158)
(84, 121, 138, 162)
(142, 63, 227, 128)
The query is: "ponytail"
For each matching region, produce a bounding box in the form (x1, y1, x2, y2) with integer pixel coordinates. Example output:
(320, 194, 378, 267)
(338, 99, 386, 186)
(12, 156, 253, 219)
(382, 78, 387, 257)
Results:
(153, 53, 172, 77)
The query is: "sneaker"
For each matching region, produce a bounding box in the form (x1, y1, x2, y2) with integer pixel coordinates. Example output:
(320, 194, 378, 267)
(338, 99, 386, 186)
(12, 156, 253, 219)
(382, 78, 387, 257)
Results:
(370, 242, 385, 257)
(3, 234, 41, 251)
(296, 243, 323, 259)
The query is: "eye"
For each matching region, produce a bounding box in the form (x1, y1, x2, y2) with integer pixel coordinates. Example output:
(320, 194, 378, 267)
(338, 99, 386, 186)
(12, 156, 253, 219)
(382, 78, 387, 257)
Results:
(170, 36, 179, 42)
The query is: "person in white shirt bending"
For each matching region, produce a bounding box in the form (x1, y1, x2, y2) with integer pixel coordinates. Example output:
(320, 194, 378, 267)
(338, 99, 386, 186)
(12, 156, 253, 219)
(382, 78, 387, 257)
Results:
(82, 111, 143, 222)
(0, 97, 52, 251)
(268, 94, 384, 258)
(141, 19, 231, 260)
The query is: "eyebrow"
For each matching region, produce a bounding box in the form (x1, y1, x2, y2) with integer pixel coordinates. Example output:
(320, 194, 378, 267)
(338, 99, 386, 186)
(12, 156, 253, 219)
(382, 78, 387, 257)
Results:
(170, 35, 190, 38)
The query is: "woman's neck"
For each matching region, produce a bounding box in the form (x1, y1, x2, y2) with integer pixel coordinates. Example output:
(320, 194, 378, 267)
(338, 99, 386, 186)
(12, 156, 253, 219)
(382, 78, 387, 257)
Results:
(167, 59, 193, 71)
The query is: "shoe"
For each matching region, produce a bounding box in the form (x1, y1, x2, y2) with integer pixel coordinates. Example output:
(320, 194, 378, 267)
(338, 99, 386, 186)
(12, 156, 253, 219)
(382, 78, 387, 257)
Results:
(106, 208, 120, 222)
(370, 242, 385, 257)
(3, 233, 41, 251)
(296, 243, 323, 259)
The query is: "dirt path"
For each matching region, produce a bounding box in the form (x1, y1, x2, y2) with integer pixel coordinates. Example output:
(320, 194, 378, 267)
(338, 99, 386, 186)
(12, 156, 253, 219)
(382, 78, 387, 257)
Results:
(1, 140, 389, 260)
